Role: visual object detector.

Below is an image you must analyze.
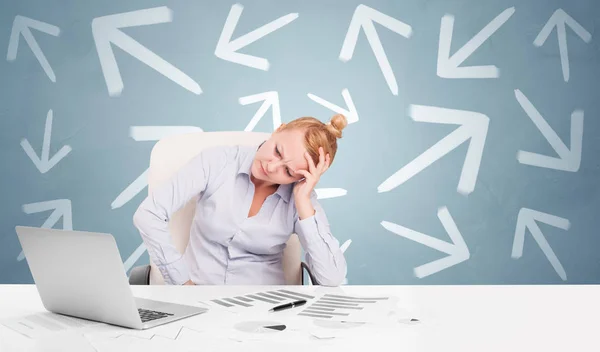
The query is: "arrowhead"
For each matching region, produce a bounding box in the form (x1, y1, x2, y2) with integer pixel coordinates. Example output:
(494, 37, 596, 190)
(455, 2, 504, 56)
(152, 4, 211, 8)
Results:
(307, 89, 359, 124)
(239, 91, 281, 131)
(512, 208, 570, 280)
(215, 4, 298, 71)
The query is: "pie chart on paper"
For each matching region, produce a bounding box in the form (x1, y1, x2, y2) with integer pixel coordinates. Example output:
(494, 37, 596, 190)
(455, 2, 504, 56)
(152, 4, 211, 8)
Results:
(234, 321, 287, 334)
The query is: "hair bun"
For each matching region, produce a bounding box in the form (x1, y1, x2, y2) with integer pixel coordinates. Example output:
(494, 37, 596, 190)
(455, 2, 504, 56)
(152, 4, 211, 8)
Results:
(328, 114, 348, 138)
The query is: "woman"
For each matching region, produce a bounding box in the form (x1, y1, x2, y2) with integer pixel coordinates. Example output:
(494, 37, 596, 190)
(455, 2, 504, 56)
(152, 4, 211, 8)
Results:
(133, 114, 348, 287)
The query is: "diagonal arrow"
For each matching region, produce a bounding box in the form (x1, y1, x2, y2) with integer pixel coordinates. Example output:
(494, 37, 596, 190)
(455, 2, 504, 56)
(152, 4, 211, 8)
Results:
(111, 126, 203, 210)
(18, 199, 72, 261)
(307, 89, 359, 124)
(437, 7, 515, 78)
(515, 89, 583, 172)
(20, 109, 72, 174)
(91, 6, 201, 97)
(512, 208, 570, 281)
(534, 9, 592, 82)
(381, 206, 470, 278)
(239, 91, 281, 131)
(378, 104, 489, 195)
(7, 15, 60, 82)
(215, 4, 298, 70)
(339, 4, 412, 95)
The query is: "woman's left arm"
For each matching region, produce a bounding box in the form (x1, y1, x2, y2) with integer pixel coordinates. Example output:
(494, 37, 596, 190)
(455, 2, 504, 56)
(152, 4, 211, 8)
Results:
(292, 147, 347, 286)
(294, 192, 347, 286)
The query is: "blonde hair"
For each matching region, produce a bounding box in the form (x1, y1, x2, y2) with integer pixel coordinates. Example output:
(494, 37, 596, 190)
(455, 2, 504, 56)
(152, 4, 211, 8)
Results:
(278, 114, 348, 166)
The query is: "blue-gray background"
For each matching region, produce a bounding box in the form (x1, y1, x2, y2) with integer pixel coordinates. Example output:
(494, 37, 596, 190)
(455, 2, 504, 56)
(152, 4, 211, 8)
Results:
(1, 0, 599, 284)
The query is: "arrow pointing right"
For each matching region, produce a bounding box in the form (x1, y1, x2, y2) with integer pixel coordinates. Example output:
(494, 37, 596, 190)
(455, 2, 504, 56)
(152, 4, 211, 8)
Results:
(7, 15, 60, 82)
(381, 206, 470, 278)
(91, 6, 201, 97)
(512, 208, 570, 281)
(515, 89, 583, 172)
(18, 199, 73, 261)
(239, 91, 281, 131)
(534, 9, 592, 82)
(377, 104, 489, 195)
(307, 89, 359, 124)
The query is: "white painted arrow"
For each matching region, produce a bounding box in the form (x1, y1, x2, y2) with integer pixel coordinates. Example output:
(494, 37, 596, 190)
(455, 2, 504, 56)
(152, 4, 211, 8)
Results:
(315, 188, 347, 199)
(7, 15, 60, 82)
(381, 206, 469, 278)
(512, 208, 570, 281)
(339, 5, 412, 95)
(91, 6, 201, 97)
(111, 126, 203, 210)
(215, 4, 298, 70)
(307, 89, 359, 124)
(378, 104, 489, 195)
(534, 9, 592, 82)
(239, 91, 281, 131)
(18, 199, 72, 261)
(20, 109, 72, 174)
(340, 239, 352, 285)
(515, 89, 583, 172)
(437, 7, 515, 78)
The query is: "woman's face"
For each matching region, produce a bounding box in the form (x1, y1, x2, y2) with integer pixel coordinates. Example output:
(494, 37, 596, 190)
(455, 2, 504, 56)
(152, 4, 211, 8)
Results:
(251, 129, 309, 185)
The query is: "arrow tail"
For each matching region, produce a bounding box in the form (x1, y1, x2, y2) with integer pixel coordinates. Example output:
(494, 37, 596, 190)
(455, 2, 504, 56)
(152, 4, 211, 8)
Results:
(449, 7, 514, 67)
(528, 221, 567, 281)
(111, 169, 149, 210)
(228, 13, 298, 52)
(315, 188, 347, 199)
(21, 27, 56, 82)
(362, 19, 398, 95)
(41, 110, 53, 163)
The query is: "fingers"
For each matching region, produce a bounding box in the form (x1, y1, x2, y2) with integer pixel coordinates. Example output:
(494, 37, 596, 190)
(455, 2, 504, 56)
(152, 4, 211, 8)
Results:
(305, 151, 316, 173)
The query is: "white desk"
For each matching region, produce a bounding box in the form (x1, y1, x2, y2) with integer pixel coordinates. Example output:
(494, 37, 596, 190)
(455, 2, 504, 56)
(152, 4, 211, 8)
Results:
(0, 284, 598, 351)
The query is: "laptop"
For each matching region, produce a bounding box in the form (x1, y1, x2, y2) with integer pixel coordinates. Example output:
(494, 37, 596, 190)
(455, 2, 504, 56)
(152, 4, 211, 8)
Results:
(15, 225, 207, 330)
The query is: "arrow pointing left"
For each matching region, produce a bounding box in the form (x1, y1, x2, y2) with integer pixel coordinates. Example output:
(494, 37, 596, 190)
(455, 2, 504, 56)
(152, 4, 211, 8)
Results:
(92, 6, 202, 97)
(20, 109, 72, 174)
(7, 15, 60, 82)
(18, 199, 73, 261)
(437, 7, 515, 78)
(215, 4, 298, 70)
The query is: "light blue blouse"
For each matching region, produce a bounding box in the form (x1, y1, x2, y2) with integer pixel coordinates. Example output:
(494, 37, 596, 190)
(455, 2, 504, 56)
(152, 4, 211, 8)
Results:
(133, 144, 347, 286)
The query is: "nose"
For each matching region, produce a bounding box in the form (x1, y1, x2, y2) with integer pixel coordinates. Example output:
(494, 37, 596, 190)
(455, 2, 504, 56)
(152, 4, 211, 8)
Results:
(266, 160, 283, 173)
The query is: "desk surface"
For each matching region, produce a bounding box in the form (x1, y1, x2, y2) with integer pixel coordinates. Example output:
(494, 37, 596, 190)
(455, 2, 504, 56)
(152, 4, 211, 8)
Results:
(1, 284, 598, 352)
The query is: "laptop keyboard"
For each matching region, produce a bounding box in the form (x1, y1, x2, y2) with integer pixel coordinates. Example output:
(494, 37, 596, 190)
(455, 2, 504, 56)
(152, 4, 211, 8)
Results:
(138, 308, 174, 323)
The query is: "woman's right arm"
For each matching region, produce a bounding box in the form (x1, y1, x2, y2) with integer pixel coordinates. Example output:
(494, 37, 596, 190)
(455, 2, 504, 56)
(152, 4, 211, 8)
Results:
(132, 146, 228, 285)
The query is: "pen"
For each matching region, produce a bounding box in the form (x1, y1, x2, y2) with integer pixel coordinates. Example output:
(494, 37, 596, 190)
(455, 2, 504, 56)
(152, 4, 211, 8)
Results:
(269, 299, 307, 312)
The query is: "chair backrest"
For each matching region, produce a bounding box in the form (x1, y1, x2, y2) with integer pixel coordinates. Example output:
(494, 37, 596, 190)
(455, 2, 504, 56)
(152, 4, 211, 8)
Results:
(146, 131, 302, 285)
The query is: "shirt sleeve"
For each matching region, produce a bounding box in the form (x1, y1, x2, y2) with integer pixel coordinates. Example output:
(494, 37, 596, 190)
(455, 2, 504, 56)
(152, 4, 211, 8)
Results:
(132, 146, 229, 285)
(293, 192, 348, 286)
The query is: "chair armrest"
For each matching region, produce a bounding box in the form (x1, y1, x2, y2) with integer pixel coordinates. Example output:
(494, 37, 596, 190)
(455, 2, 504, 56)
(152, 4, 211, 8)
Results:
(300, 262, 319, 285)
(129, 265, 151, 285)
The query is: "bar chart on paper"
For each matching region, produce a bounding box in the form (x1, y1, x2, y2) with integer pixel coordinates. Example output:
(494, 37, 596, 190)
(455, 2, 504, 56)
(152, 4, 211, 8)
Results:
(206, 289, 315, 310)
(297, 294, 395, 322)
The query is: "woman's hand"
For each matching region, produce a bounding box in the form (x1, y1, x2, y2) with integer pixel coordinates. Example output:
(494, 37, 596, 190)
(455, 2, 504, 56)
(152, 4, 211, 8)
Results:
(183, 280, 195, 286)
(293, 147, 330, 219)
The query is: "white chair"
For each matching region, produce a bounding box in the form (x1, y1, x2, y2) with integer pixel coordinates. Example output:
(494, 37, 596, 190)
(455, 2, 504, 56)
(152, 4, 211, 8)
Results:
(128, 131, 317, 285)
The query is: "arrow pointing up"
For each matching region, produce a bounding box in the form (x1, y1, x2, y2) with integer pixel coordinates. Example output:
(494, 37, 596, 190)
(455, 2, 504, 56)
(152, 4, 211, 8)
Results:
(339, 5, 412, 95)
(91, 6, 201, 97)
(437, 7, 515, 78)
(307, 88, 359, 124)
(378, 104, 489, 195)
(381, 206, 470, 278)
(215, 4, 298, 70)
(18, 199, 73, 261)
(239, 91, 281, 131)
(20, 109, 72, 174)
(515, 89, 583, 172)
(512, 208, 570, 281)
(534, 9, 592, 82)
(7, 15, 60, 82)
